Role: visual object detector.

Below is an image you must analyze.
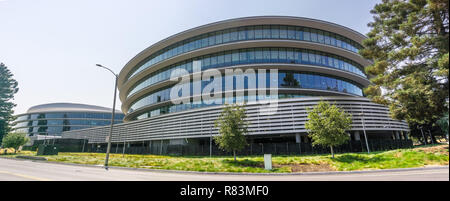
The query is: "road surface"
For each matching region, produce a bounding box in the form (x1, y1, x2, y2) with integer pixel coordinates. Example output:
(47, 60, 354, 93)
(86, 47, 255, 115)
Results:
(0, 158, 448, 181)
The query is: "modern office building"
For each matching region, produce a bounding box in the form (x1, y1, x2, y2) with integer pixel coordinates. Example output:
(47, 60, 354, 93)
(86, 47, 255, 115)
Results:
(62, 16, 411, 155)
(12, 103, 124, 143)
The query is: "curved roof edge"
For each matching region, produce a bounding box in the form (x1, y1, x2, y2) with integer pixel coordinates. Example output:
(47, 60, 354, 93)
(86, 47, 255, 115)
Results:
(23, 103, 122, 114)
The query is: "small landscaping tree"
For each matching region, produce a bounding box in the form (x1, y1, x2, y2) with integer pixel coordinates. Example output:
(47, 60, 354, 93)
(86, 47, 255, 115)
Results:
(1, 132, 29, 154)
(305, 101, 352, 158)
(214, 104, 248, 161)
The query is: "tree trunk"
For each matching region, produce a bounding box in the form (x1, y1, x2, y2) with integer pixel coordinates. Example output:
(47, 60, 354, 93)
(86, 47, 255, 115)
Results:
(330, 146, 334, 158)
(428, 130, 435, 144)
(233, 150, 236, 161)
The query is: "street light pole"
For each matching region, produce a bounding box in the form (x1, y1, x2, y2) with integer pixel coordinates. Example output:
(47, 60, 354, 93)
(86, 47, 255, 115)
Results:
(96, 64, 118, 171)
(360, 105, 370, 153)
(82, 136, 87, 152)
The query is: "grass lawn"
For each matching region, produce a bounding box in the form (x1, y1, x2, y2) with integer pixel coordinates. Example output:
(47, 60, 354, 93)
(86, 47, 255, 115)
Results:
(1, 144, 448, 173)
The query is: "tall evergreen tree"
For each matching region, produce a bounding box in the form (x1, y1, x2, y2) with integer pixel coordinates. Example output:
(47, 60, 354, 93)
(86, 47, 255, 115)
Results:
(360, 0, 449, 134)
(0, 63, 19, 145)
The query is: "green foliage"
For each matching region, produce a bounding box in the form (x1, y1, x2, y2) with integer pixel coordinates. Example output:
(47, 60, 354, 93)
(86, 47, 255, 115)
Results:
(214, 104, 248, 161)
(436, 112, 449, 136)
(3, 145, 447, 173)
(360, 0, 449, 129)
(1, 132, 29, 153)
(305, 101, 352, 158)
(0, 63, 19, 144)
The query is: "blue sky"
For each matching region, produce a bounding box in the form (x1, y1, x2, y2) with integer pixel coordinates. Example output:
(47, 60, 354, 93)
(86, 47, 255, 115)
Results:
(0, 0, 380, 115)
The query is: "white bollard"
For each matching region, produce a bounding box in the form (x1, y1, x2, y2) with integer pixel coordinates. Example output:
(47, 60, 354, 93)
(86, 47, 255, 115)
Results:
(264, 154, 272, 170)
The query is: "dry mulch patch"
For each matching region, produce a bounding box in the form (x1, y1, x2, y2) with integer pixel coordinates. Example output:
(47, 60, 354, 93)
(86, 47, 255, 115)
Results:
(415, 144, 449, 156)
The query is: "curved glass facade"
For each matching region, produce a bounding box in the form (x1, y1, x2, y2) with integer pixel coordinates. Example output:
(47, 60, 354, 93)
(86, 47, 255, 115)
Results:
(128, 71, 363, 114)
(126, 24, 363, 81)
(17, 112, 124, 121)
(62, 17, 410, 151)
(13, 112, 125, 136)
(127, 47, 366, 98)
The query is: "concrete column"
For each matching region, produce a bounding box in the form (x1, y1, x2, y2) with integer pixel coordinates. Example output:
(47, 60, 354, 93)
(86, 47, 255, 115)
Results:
(296, 134, 302, 155)
(354, 131, 361, 141)
(295, 134, 301, 143)
(403, 131, 409, 140)
(395, 131, 400, 140)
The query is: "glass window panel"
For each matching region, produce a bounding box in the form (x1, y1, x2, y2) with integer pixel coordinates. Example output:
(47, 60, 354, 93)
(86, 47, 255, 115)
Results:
(311, 29, 318, 42)
(223, 30, 230, 43)
(215, 31, 223, 44)
(247, 26, 254, 39)
(224, 51, 232, 64)
(327, 56, 334, 67)
(270, 48, 278, 61)
(330, 34, 336, 46)
(301, 50, 309, 62)
(232, 50, 239, 64)
(338, 60, 344, 69)
(254, 26, 263, 39)
(210, 55, 217, 67)
(279, 48, 287, 61)
(201, 35, 208, 48)
(333, 58, 339, 68)
(188, 39, 194, 51)
(321, 55, 327, 66)
(286, 48, 294, 62)
(271, 25, 279, 39)
(295, 50, 301, 63)
(255, 48, 263, 61)
(279, 25, 287, 39)
(263, 48, 271, 61)
(303, 28, 310, 41)
(238, 27, 246, 40)
(318, 30, 324, 43)
(248, 48, 255, 62)
(263, 25, 271, 39)
(342, 38, 348, 49)
(217, 53, 224, 65)
(239, 50, 247, 63)
(336, 35, 342, 47)
(315, 54, 321, 64)
(186, 62, 192, 73)
(309, 52, 315, 64)
(288, 26, 296, 39)
(230, 28, 238, 41)
(208, 33, 215, 46)
(203, 57, 211, 69)
(324, 32, 330, 45)
(296, 27, 302, 40)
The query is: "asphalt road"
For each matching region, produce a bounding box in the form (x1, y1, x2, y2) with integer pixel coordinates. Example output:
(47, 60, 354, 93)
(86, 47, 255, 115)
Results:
(0, 158, 448, 181)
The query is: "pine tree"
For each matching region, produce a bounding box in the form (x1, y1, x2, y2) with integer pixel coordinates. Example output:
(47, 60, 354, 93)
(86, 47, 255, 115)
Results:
(0, 63, 19, 145)
(360, 0, 449, 134)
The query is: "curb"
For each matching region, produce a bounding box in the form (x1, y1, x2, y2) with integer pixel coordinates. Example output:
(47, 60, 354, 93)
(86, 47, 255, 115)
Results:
(1, 156, 448, 176)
